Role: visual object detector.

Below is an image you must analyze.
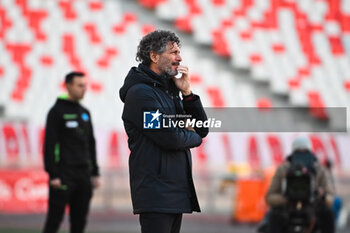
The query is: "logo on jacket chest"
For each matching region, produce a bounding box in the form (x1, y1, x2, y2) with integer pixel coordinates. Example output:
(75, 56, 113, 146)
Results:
(65, 121, 78, 128)
(81, 113, 89, 122)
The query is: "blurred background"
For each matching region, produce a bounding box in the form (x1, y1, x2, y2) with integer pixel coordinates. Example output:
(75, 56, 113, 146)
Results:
(0, 0, 350, 232)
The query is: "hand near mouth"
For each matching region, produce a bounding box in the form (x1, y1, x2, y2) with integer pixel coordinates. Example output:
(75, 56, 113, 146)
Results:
(173, 65, 191, 96)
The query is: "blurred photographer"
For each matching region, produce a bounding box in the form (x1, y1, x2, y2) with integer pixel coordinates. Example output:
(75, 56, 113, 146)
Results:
(265, 136, 335, 233)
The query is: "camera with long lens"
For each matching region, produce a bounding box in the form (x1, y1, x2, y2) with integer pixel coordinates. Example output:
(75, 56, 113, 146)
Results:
(284, 162, 317, 233)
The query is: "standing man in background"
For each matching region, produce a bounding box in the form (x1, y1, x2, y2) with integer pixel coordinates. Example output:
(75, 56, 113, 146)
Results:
(120, 30, 208, 233)
(43, 72, 100, 233)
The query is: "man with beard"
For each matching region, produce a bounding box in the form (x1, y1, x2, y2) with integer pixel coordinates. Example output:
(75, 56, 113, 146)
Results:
(119, 30, 208, 233)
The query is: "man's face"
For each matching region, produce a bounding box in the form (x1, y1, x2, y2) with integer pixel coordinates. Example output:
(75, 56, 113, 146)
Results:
(157, 42, 182, 76)
(66, 76, 87, 101)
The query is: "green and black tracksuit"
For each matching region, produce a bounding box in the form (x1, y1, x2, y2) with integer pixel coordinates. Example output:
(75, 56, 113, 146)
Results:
(43, 95, 99, 233)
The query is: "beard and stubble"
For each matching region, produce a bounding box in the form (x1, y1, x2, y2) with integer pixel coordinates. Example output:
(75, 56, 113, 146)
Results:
(158, 56, 180, 77)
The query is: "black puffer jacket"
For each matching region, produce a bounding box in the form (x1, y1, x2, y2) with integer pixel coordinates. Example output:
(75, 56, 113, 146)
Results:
(120, 64, 208, 214)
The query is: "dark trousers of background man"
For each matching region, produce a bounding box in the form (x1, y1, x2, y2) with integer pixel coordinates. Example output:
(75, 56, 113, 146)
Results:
(42, 168, 93, 233)
(139, 213, 183, 233)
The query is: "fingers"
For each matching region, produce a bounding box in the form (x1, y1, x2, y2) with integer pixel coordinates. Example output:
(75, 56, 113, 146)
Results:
(92, 177, 101, 189)
(50, 178, 62, 189)
(173, 65, 191, 95)
(186, 126, 195, 132)
(51, 183, 61, 189)
(177, 65, 188, 75)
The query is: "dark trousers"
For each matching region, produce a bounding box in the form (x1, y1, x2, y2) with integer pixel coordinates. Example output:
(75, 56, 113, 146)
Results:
(268, 205, 334, 233)
(139, 213, 183, 233)
(42, 169, 93, 233)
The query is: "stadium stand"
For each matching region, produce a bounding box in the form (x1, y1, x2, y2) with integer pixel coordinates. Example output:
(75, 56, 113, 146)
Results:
(143, 0, 350, 121)
(1, 0, 348, 126)
(0, 0, 268, 129)
(0, 0, 348, 153)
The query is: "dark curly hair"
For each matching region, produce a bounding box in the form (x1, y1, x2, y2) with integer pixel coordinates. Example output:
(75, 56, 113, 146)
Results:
(136, 30, 181, 66)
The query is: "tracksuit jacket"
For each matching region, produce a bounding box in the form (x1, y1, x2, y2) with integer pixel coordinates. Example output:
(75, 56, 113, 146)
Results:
(43, 95, 99, 179)
(120, 63, 208, 214)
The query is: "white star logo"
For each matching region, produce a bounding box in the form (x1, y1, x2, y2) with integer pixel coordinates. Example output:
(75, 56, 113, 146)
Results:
(151, 109, 162, 122)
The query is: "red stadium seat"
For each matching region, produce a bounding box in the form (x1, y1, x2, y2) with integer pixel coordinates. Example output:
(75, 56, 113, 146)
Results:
(97, 47, 118, 69)
(239, 31, 252, 41)
(344, 80, 350, 92)
(221, 18, 234, 28)
(174, 0, 202, 33)
(6, 43, 31, 65)
(328, 36, 345, 55)
(341, 15, 350, 32)
(0, 6, 13, 39)
(175, 15, 193, 33)
(2, 123, 20, 162)
(61, 33, 103, 93)
(58, 0, 77, 20)
(90, 81, 103, 93)
(212, 29, 230, 57)
(25, 10, 48, 41)
(84, 23, 102, 44)
(206, 86, 225, 107)
(307, 91, 328, 119)
(141, 24, 156, 35)
(123, 12, 137, 24)
(288, 78, 301, 90)
(256, 98, 272, 109)
(5, 43, 32, 102)
(40, 55, 54, 67)
(113, 24, 126, 34)
(62, 34, 74, 55)
(249, 54, 263, 65)
(211, 0, 225, 7)
(89, 1, 104, 11)
(298, 67, 311, 78)
(0, 66, 4, 77)
(190, 73, 202, 85)
(272, 43, 285, 54)
(113, 13, 138, 35)
(138, 0, 167, 9)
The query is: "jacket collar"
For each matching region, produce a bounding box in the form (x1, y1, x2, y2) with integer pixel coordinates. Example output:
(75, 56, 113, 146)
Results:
(138, 63, 169, 88)
(57, 94, 80, 105)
